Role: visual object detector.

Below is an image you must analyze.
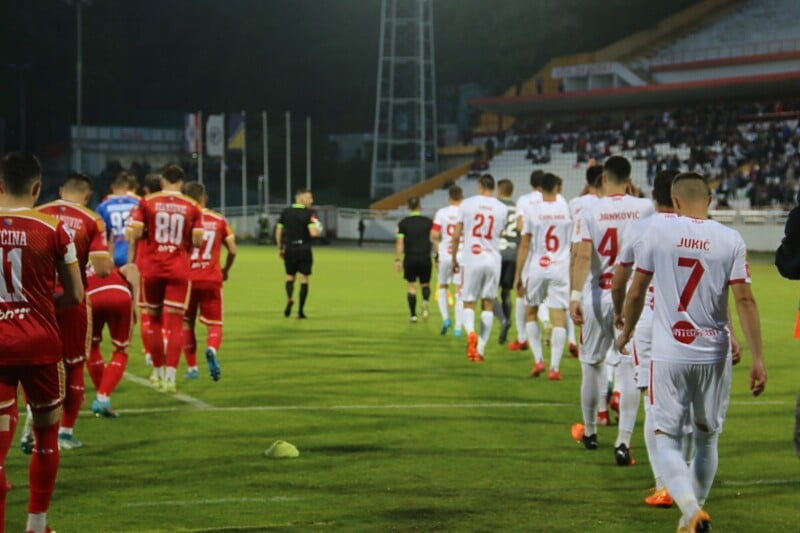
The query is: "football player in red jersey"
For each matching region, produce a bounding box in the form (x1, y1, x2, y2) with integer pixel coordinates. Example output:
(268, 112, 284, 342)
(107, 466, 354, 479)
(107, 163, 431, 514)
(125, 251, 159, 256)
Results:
(182, 182, 236, 380)
(85, 263, 138, 417)
(36, 174, 113, 450)
(128, 165, 204, 393)
(0, 152, 83, 533)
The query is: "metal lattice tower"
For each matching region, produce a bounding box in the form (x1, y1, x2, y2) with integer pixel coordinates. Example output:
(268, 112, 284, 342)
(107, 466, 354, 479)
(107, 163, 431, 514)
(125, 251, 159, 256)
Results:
(370, 0, 438, 199)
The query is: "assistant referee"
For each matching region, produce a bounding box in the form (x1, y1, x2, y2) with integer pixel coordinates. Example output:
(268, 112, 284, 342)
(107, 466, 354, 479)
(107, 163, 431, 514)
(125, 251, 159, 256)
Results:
(395, 197, 433, 322)
(276, 188, 322, 318)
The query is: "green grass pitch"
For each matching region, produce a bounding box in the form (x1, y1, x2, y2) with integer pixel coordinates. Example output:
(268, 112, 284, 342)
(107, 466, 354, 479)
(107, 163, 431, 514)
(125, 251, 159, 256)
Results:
(5, 246, 799, 532)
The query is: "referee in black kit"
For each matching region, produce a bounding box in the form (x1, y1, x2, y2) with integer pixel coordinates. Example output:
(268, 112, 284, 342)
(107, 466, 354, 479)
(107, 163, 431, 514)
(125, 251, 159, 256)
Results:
(395, 197, 433, 322)
(276, 188, 322, 318)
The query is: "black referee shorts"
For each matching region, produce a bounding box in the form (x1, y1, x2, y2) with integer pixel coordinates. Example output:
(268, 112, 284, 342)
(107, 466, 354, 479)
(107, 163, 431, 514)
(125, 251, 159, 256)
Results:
(500, 259, 516, 291)
(284, 245, 313, 276)
(403, 255, 432, 284)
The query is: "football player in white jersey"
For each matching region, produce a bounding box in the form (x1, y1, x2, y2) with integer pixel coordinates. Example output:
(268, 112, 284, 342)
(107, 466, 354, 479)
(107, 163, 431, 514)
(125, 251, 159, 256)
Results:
(617, 172, 766, 533)
(612, 169, 679, 498)
(514, 173, 572, 379)
(451, 174, 509, 362)
(430, 185, 464, 336)
(570, 155, 654, 453)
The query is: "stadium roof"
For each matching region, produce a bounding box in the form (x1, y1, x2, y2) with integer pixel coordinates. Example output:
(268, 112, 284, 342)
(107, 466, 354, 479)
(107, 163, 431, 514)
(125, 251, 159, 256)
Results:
(469, 71, 800, 116)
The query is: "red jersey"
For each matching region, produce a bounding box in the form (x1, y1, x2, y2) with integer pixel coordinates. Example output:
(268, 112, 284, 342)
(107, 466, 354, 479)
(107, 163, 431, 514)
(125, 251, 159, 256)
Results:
(189, 208, 234, 284)
(37, 199, 110, 286)
(0, 208, 77, 365)
(128, 191, 204, 278)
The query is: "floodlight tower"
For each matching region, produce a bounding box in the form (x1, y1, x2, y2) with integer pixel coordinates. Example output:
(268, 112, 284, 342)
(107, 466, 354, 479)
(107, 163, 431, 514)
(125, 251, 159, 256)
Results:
(370, 0, 438, 199)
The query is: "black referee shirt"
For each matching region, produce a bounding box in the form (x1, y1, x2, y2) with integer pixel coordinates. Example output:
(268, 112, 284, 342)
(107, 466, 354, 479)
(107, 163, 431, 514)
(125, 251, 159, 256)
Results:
(278, 204, 315, 246)
(397, 212, 433, 256)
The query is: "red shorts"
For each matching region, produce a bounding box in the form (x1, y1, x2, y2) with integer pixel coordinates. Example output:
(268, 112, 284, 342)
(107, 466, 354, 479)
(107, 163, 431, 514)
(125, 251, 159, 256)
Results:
(0, 362, 65, 413)
(88, 285, 133, 351)
(186, 281, 223, 326)
(139, 275, 191, 311)
(56, 301, 89, 366)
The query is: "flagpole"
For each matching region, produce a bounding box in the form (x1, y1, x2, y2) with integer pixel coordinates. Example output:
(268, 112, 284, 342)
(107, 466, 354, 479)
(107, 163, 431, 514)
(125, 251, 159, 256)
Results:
(198, 111, 204, 184)
(242, 110, 247, 234)
(221, 112, 226, 215)
(306, 116, 311, 190)
(268, 111, 269, 206)
(285, 111, 291, 205)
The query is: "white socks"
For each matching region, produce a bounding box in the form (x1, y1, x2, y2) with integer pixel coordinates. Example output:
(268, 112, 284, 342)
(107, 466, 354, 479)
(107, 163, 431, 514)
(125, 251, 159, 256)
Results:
(550, 327, 566, 371)
(526, 321, 543, 363)
(165, 367, 177, 382)
(690, 431, 719, 507)
(581, 362, 604, 436)
(615, 358, 640, 448)
(644, 401, 664, 489)
(438, 288, 449, 322)
(515, 298, 527, 343)
(477, 311, 493, 355)
(26, 513, 47, 533)
(462, 308, 475, 335)
(655, 433, 702, 523)
(455, 297, 464, 332)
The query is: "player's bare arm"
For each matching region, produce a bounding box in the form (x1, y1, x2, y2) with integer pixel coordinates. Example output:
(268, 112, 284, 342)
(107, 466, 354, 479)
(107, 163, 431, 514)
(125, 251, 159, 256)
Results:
(450, 222, 463, 273)
(192, 227, 204, 248)
(275, 224, 284, 258)
(514, 233, 531, 297)
(569, 240, 592, 325)
(89, 251, 114, 278)
(616, 269, 652, 353)
(56, 259, 84, 308)
(222, 236, 237, 282)
(394, 234, 404, 273)
(731, 283, 767, 396)
(308, 216, 323, 238)
(611, 263, 633, 329)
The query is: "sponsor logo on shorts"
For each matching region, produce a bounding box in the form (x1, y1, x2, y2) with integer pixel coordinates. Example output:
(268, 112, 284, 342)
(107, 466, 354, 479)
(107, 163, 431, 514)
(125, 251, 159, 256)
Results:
(0, 307, 31, 321)
(539, 256, 551, 268)
(671, 320, 722, 345)
(471, 244, 482, 255)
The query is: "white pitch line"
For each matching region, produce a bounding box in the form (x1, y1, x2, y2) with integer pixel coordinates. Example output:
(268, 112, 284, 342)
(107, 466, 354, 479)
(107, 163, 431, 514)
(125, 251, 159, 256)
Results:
(122, 496, 301, 508)
(721, 479, 800, 487)
(122, 372, 214, 410)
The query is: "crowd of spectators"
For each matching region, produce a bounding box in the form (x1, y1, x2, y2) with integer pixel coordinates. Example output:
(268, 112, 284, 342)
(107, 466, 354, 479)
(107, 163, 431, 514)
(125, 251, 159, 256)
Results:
(470, 99, 800, 208)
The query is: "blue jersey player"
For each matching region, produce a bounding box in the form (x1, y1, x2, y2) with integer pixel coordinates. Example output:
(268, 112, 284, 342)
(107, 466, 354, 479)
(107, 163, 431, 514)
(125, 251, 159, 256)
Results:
(96, 172, 140, 266)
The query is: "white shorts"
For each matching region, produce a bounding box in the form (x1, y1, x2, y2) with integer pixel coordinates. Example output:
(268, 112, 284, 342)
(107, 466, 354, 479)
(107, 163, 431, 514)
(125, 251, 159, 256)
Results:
(437, 257, 454, 286)
(649, 359, 731, 436)
(461, 260, 500, 302)
(578, 298, 614, 365)
(525, 271, 569, 309)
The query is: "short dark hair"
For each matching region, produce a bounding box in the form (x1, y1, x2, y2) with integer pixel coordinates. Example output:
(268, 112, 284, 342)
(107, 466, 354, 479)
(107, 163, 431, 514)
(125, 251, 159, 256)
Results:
(161, 164, 186, 184)
(144, 173, 162, 194)
(603, 155, 631, 184)
(183, 181, 205, 203)
(63, 172, 93, 193)
(586, 165, 604, 187)
(111, 171, 130, 190)
(672, 171, 710, 201)
(540, 173, 561, 193)
(127, 173, 139, 192)
(479, 173, 495, 191)
(0, 152, 41, 196)
(448, 185, 463, 201)
(407, 196, 420, 210)
(497, 179, 513, 197)
(652, 169, 679, 208)
(295, 187, 311, 197)
(529, 169, 544, 188)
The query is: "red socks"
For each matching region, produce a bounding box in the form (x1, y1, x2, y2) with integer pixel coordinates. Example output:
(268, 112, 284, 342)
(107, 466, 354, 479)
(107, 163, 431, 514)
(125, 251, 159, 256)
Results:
(60, 363, 84, 430)
(183, 327, 197, 368)
(207, 325, 222, 351)
(140, 312, 152, 353)
(28, 422, 59, 514)
(164, 313, 184, 369)
(98, 352, 128, 397)
(145, 315, 165, 368)
(87, 344, 105, 390)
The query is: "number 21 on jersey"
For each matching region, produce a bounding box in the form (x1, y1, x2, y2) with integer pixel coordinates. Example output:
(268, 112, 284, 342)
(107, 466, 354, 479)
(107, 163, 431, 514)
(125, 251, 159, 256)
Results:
(472, 214, 496, 239)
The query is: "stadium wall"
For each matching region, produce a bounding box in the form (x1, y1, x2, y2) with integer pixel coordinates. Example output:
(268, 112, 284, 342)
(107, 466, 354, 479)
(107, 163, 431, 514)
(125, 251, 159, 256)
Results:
(653, 57, 800, 83)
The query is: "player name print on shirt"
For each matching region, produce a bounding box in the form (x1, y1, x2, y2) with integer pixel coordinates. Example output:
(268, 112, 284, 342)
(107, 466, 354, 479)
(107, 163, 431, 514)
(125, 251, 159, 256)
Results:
(0, 229, 27, 246)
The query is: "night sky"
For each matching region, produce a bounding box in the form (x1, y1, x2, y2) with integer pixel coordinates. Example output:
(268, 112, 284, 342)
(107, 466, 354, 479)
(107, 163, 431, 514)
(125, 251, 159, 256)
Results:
(1, 0, 699, 152)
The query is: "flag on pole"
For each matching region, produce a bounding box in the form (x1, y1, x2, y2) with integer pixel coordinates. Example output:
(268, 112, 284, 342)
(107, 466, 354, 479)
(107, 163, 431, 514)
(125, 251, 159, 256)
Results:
(184, 112, 201, 154)
(227, 112, 245, 151)
(206, 114, 225, 156)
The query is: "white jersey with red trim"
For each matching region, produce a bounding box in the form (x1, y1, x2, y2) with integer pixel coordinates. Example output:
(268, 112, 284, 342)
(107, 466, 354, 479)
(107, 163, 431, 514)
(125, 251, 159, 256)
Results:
(577, 194, 654, 303)
(431, 205, 461, 257)
(569, 194, 600, 244)
(521, 199, 572, 275)
(637, 215, 750, 364)
(457, 195, 509, 266)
